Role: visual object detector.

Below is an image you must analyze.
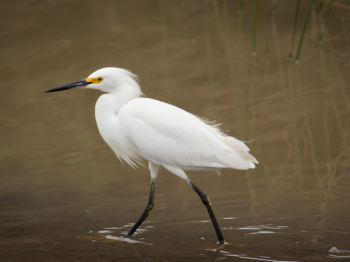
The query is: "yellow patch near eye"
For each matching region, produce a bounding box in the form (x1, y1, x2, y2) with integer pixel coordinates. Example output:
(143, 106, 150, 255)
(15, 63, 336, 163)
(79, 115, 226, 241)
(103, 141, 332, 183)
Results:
(86, 77, 103, 84)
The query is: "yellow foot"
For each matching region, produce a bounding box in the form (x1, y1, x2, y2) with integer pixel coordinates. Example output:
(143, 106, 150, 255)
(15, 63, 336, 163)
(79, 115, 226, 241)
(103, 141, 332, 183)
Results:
(210, 242, 243, 251)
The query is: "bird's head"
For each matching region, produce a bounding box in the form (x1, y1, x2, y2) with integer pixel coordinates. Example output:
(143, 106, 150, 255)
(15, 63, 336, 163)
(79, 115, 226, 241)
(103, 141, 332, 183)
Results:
(45, 67, 141, 94)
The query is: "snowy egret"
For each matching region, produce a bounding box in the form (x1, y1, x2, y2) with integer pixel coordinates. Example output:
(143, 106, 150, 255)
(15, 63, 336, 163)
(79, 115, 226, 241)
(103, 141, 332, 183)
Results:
(45, 67, 258, 244)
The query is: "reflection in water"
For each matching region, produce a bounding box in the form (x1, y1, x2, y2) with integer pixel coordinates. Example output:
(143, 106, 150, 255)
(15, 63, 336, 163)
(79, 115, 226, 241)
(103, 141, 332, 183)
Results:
(212, 0, 245, 139)
(245, 170, 257, 213)
(287, 65, 303, 191)
(328, 247, 350, 259)
(215, 249, 298, 262)
(1, 1, 350, 261)
(326, 32, 350, 113)
(249, 54, 257, 140)
(294, 65, 320, 188)
(317, 40, 348, 229)
(85, 223, 154, 244)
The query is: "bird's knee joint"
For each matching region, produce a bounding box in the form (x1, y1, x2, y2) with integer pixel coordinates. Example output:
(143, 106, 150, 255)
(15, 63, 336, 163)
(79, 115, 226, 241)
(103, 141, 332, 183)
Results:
(145, 204, 154, 216)
(202, 195, 212, 207)
(147, 206, 154, 216)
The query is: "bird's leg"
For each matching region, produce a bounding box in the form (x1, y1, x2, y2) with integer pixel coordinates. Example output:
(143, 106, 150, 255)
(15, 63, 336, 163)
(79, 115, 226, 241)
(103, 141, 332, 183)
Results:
(186, 179, 225, 244)
(126, 178, 156, 237)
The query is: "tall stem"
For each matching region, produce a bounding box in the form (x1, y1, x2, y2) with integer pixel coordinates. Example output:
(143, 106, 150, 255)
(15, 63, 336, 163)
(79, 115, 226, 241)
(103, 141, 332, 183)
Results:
(288, 0, 300, 60)
(239, 0, 243, 12)
(318, 0, 333, 42)
(295, 0, 314, 63)
(252, 0, 257, 56)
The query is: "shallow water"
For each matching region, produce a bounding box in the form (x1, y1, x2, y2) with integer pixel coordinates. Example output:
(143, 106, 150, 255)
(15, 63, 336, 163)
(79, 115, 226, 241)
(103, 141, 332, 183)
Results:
(1, 0, 350, 261)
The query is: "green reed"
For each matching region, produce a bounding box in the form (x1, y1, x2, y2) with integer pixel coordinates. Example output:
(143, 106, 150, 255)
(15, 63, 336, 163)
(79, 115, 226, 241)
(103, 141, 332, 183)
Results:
(295, 0, 314, 63)
(318, 0, 333, 42)
(252, 0, 257, 56)
(239, 0, 243, 12)
(288, 0, 300, 60)
(271, 0, 277, 14)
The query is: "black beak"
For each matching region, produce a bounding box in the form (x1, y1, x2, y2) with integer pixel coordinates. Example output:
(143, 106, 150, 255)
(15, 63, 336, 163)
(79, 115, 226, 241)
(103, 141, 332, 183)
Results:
(45, 79, 92, 93)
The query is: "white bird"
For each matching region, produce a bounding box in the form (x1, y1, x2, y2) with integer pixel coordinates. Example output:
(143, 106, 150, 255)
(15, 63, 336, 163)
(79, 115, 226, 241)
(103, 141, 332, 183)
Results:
(46, 67, 258, 244)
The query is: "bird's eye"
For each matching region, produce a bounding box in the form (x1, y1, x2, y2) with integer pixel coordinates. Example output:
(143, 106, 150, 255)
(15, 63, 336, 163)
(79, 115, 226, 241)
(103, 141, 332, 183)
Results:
(97, 77, 103, 82)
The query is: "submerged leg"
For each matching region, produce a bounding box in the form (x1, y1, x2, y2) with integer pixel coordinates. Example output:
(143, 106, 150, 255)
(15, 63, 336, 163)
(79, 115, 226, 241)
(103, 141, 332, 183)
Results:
(126, 162, 159, 237)
(187, 179, 225, 244)
(163, 165, 225, 244)
(126, 178, 155, 236)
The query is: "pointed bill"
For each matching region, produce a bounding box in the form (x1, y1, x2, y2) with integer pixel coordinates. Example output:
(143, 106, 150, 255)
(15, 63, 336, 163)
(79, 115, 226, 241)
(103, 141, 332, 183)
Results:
(45, 79, 92, 93)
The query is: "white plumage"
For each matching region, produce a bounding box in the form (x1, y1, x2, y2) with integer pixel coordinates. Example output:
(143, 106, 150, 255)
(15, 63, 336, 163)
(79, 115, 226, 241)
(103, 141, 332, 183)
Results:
(46, 67, 258, 244)
(91, 67, 258, 174)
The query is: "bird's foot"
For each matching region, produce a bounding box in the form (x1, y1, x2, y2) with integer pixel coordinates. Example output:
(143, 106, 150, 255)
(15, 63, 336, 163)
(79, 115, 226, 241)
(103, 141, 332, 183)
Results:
(122, 232, 132, 237)
(210, 241, 243, 251)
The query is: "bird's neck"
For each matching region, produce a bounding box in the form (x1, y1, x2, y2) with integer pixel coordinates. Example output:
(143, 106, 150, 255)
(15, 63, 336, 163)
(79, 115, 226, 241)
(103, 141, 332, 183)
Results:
(95, 85, 141, 140)
(96, 84, 141, 115)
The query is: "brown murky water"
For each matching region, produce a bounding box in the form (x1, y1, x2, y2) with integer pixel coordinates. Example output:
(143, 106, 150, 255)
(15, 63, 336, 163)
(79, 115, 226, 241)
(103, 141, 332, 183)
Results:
(1, 0, 350, 261)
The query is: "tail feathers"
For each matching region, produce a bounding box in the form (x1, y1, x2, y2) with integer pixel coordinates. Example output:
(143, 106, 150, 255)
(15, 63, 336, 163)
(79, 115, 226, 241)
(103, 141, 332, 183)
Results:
(220, 136, 259, 170)
(225, 136, 251, 152)
(239, 150, 259, 164)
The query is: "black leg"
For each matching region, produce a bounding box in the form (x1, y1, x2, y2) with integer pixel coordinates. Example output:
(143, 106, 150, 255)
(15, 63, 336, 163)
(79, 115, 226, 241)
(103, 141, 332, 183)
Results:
(187, 179, 225, 244)
(126, 178, 156, 237)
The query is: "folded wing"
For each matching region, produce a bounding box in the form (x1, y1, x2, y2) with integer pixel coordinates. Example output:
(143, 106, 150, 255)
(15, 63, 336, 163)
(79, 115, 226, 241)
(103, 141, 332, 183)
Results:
(118, 98, 258, 170)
